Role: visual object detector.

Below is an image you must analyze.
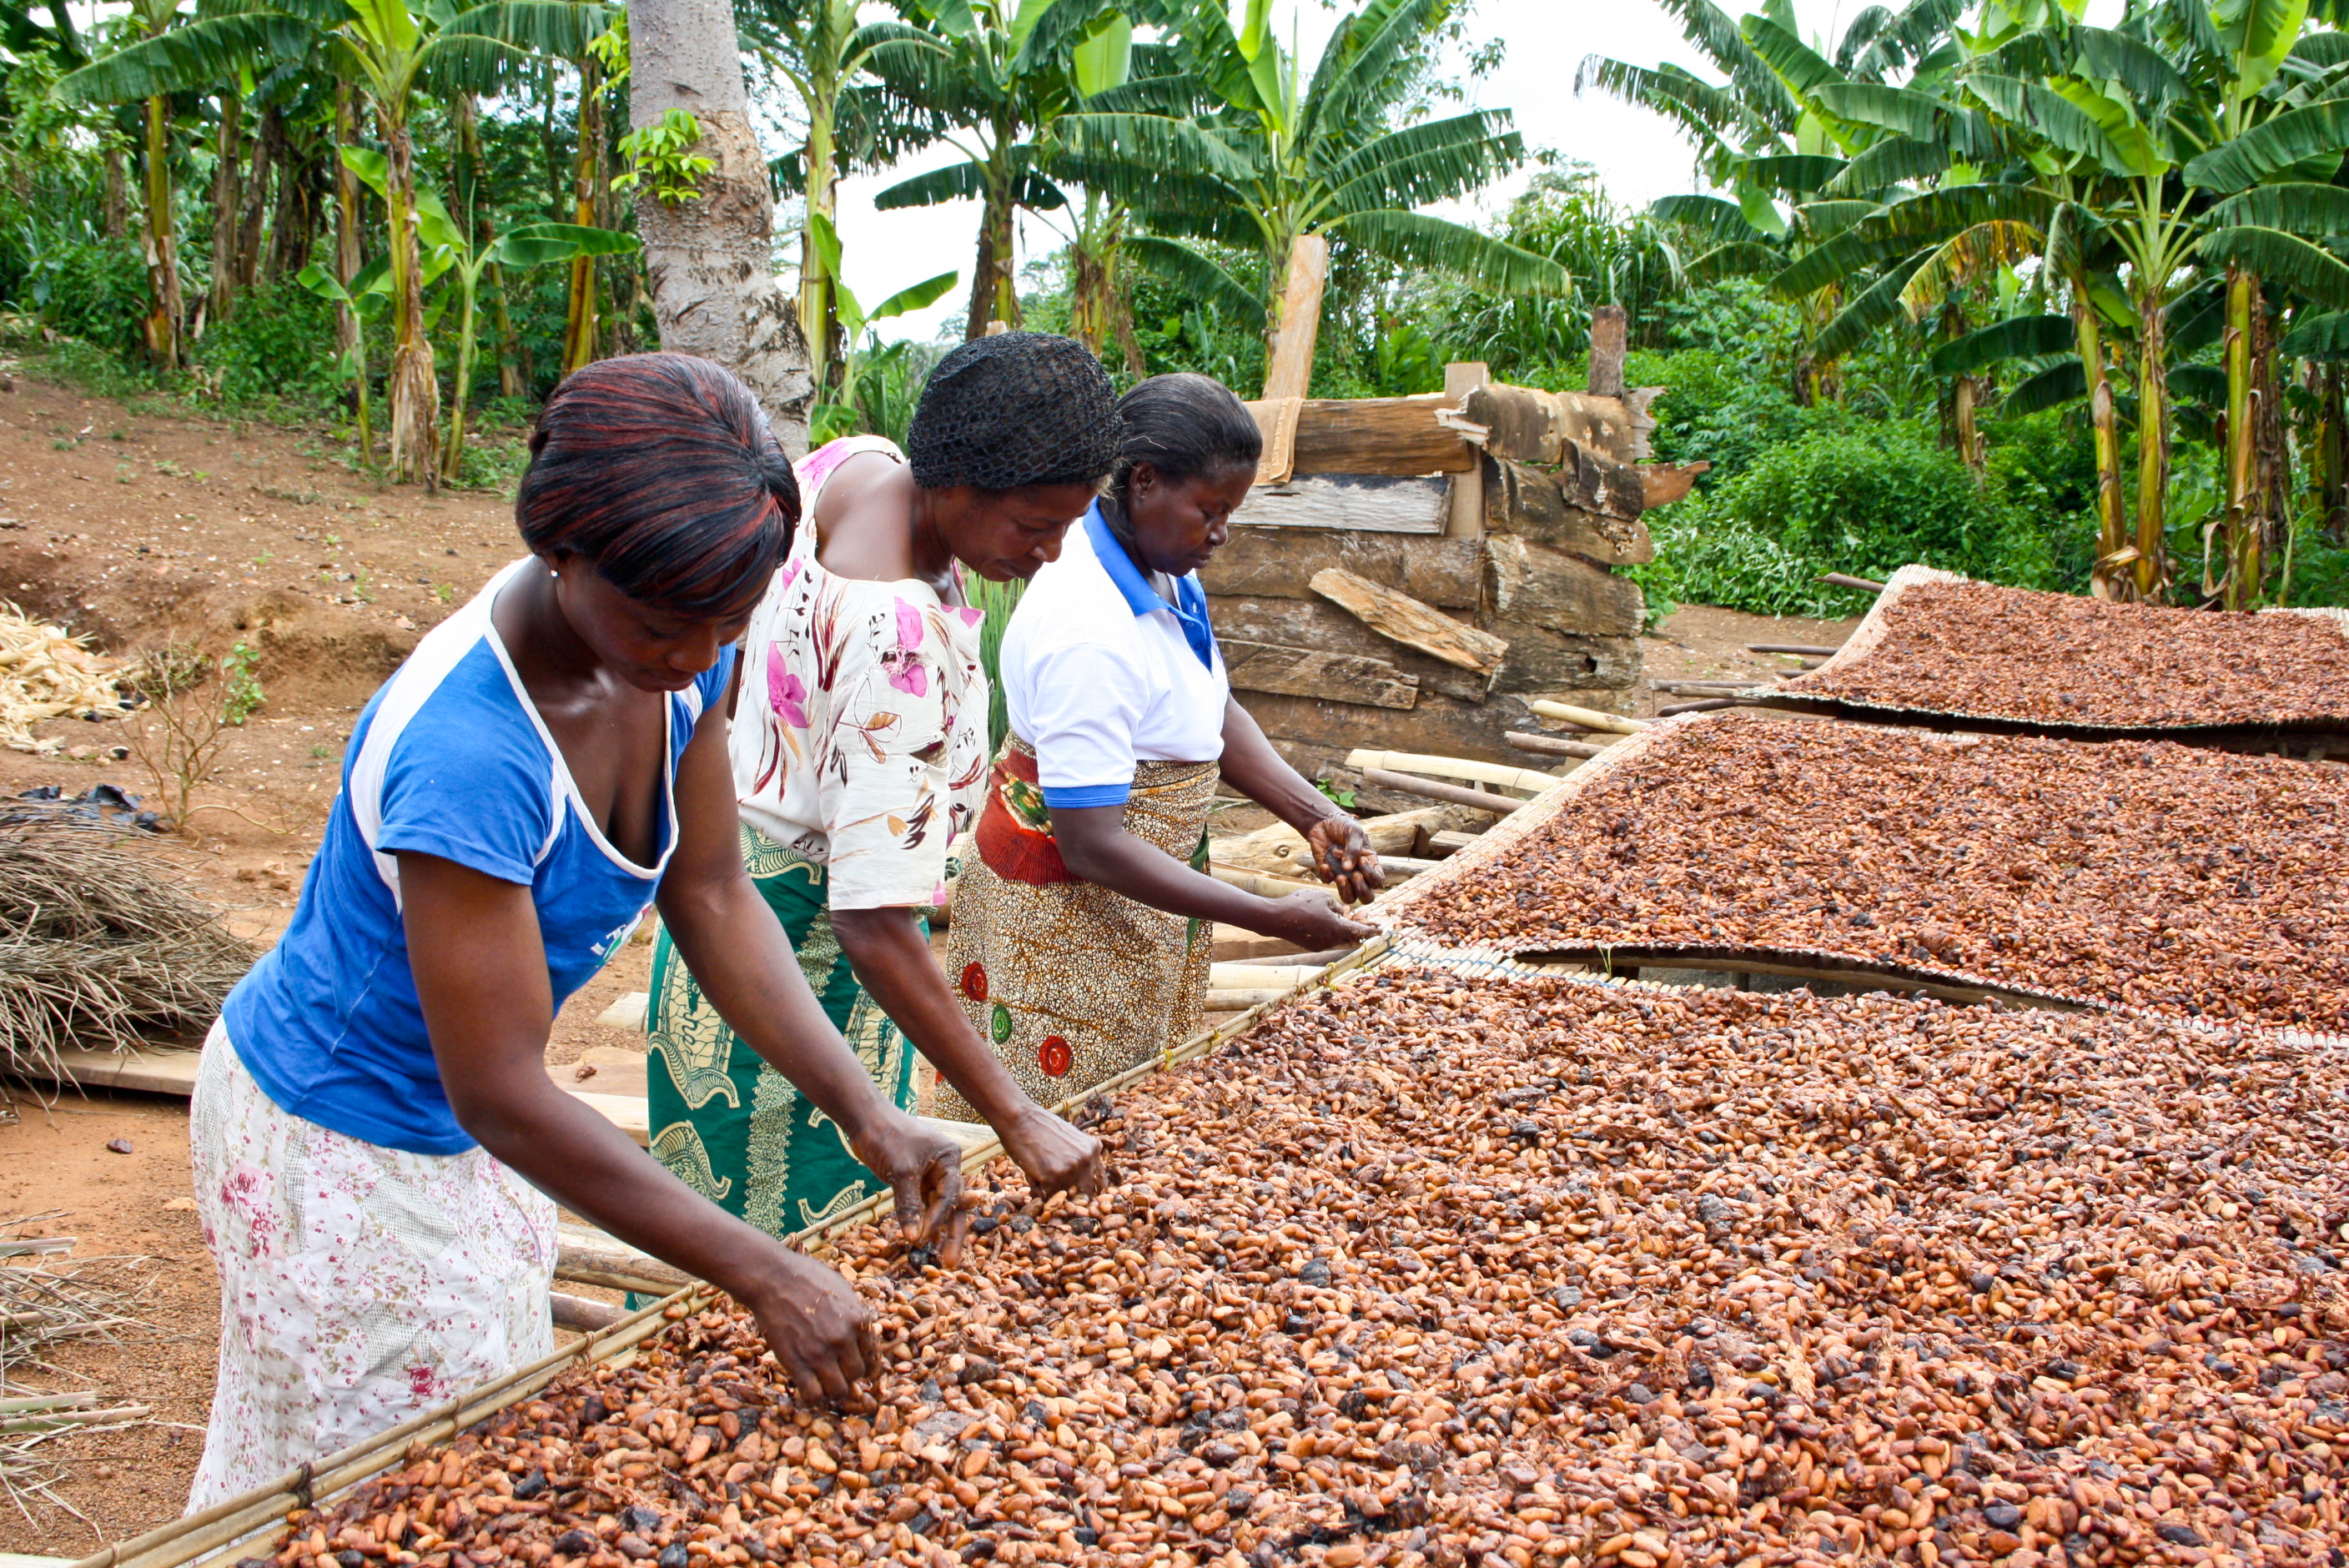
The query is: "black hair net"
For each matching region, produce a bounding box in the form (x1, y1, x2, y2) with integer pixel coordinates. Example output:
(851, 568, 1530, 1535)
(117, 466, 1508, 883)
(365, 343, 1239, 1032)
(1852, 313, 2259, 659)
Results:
(905, 331, 1122, 491)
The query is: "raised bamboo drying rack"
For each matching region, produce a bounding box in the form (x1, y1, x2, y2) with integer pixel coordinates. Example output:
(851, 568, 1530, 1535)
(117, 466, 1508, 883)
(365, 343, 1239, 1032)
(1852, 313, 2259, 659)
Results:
(68, 934, 1397, 1568)
(1753, 563, 2349, 741)
(1369, 707, 2349, 1053)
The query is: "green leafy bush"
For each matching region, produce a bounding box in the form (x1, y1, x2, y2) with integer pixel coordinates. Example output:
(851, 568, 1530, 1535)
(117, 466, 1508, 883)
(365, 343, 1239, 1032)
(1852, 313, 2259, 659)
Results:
(15, 232, 149, 354)
(196, 280, 343, 409)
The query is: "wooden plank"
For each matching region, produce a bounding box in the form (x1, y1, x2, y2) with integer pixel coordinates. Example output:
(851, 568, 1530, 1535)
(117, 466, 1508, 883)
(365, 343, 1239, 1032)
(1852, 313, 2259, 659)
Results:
(1639, 460, 1710, 509)
(1202, 529, 1482, 609)
(1486, 626, 1642, 695)
(1221, 638, 1419, 710)
(1484, 456, 1654, 565)
(1262, 234, 1329, 401)
(1587, 306, 1628, 400)
(1248, 395, 1302, 485)
(1482, 535, 1648, 637)
(1460, 384, 1637, 466)
(1445, 362, 1487, 540)
(49, 1045, 200, 1097)
(1231, 473, 1449, 534)
(1212, 596, 1491, 703)
(1310, 566, 1508, 676)
(1285, 394, 1476, 475)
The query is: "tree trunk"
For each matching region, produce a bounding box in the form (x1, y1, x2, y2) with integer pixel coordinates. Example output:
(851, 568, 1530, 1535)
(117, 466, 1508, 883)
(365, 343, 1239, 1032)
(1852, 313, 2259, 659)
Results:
(963, 212, 997, 343)
(800, 72, 839, 396)
(2074, 296, 2126, 600)
(102, 144, 128, 239)
(1069, 196, 1125, 362)
(2130, 292, 2169, 601)
(963, 135, 1020, 339)
(140, 95, 182, 368)
(562, 55, 604, 374)
(209, 91, 243, 326)
(628, 0, 814, 453)
(237, 106, 281, 294)
(382, 109, 440, 487)
(266, 132, 317, 282)
(490, 264, 526, 398)
(2315, 362, 2348, 545)
(334, 82, 370, 460)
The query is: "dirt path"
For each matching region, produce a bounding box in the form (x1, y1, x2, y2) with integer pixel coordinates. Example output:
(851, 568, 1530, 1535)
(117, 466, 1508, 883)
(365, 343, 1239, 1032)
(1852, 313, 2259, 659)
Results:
(0, 355, 1865, 1552)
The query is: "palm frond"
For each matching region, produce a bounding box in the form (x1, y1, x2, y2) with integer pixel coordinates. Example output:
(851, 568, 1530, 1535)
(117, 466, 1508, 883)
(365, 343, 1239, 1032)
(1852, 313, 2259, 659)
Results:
(2068, 25, 2190, 103)
(2196, 226, 2349, 309)
(1929, 313, 2075, 374)
(1647, 0, 1798, 132)
(2004, 357, 2086, 412)
(1826, 136, 1949, 194)
(1319, 110, 1523, 213)
(874, 158, 987, 209)
(2206, 182, 2349, 237)
(1899, 219, 2044, 318)
(1690, 239, 1784, 281)
(2184, 101, 2349, 193)
(1808, 251, 1929, 359)
(1328, 209, 1569, 294)
(439, 0, 611, 56)
(1650, 193, 1757, 244)
(58, 13, 312, 103)
(1572, 57, 1759, 159)
(1743, 13, 1843, 100)
(1798, 199, 1884, 239)
(1056, 110, 1255, 187)
(2279, 308, 2349, 358)
(1125, 234, 1264, 324)
(1741, 153, 1848, 193)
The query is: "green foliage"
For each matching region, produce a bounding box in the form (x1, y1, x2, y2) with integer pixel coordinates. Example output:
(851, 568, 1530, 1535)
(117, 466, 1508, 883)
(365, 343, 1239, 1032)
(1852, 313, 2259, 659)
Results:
(613, 108, 715, 209)
(10, 231, 149, 354)
(968, 572, 1024, 753)
(196, 279, 342, 407)
(221, 641, 265, 726)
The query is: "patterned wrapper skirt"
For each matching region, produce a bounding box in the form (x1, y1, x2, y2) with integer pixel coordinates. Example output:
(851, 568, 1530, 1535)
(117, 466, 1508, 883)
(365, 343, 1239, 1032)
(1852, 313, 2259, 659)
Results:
(940, 738, 1218, 1118)
(645, 823, 918, 1240)
(186, 1022, 556, 1511)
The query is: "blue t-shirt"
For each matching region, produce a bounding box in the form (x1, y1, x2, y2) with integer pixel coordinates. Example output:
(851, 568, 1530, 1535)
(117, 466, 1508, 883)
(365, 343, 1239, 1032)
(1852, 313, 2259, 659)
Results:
(224, 560, 734, 1155)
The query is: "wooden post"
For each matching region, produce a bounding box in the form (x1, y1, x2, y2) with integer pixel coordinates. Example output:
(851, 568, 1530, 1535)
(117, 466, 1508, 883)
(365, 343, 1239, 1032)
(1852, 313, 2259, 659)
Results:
(1445, 360, 1486, 541)
(1588, 305, 1627, 401)
(1262, 234, 1330, 400)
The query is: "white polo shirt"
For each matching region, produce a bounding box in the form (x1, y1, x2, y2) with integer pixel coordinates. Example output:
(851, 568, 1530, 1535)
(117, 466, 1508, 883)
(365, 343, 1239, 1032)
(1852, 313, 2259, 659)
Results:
(1001, 501, 1231, 807)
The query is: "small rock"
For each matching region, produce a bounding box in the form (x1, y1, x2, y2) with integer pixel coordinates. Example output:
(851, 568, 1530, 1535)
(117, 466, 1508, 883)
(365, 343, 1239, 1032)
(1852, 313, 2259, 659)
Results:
(105, 1137, 133, 1154)
(573, 1062, 598, 1081)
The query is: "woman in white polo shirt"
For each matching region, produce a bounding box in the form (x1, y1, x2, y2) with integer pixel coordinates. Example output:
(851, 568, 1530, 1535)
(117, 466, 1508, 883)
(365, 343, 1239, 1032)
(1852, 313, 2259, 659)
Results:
(943, 373, 1381, 1110)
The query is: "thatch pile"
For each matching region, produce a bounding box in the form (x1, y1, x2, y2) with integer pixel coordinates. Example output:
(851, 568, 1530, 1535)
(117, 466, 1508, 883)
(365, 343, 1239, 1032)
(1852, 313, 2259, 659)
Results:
(0, 606, 133, 756)
(0, 808, 254, 1076)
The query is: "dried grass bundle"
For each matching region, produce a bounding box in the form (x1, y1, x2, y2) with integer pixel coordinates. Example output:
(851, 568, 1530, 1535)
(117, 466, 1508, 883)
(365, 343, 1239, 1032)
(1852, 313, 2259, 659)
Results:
(0, 810, 253, 1075)
(0, 1229, 158, 1525)
(0, 606, 133, 756)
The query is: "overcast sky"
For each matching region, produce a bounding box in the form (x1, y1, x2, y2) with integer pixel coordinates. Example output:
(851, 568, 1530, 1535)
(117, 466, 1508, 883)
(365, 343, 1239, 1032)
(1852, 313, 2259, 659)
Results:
(826, 0, 1861, 342)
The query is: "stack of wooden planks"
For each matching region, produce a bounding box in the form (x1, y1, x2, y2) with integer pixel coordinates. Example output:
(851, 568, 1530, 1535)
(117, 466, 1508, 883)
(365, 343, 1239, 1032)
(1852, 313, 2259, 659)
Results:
(1209, 334, 1700, 784)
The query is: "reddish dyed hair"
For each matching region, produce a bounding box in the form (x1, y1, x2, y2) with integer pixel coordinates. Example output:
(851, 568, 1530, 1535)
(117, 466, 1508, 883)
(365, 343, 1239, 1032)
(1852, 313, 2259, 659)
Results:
(516, 353, 797, 619)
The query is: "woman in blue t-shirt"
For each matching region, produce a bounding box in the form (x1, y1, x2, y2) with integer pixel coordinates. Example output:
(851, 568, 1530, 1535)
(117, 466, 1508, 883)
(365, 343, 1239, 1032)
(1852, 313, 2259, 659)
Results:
(187, 354, 969, 1508)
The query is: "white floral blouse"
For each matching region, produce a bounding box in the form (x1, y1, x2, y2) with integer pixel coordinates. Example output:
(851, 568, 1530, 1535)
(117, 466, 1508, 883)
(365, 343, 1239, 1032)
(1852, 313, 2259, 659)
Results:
(732, 436, 990, 911)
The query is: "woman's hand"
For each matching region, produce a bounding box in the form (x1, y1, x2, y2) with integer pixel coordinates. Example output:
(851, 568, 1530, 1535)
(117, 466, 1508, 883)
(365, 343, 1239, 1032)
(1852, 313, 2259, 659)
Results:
(998, 1106, 1107, 1202)
(847, 1109, 974, 1263)
(736, 1248, 880, 1405)
(1305, 814, 1384, 906)
(1265, 887, 1378, 950)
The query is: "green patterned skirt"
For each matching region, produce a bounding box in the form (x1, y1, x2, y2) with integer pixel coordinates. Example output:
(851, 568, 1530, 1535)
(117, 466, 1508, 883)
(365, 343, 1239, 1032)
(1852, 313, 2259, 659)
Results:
(644, 825, 919, 1240)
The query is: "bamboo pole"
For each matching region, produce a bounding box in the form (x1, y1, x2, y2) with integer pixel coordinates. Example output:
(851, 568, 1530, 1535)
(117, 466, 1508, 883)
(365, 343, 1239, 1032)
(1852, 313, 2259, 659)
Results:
(1527, 700, 1651, 735)
(1344, 748, 1556, 795)
(1505, 731, 1602, 760)
(1747, 643, 1841, 656)
(1816, 572, 1887, 594)
(1358, 768, 1522, 814)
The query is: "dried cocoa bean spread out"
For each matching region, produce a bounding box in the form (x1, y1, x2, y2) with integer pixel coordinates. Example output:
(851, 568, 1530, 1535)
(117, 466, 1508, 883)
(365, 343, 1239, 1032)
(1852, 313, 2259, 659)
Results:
(1401, 717, 2348, 1035)
(1785, 580, 2349, 727)
(278, 973, 2349, 1568)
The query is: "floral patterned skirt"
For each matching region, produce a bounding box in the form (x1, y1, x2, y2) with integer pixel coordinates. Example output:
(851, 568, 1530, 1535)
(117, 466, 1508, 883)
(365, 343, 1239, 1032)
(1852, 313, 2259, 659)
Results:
(186, 1021, 556, 1512)
(940, 741, 1218, 1118)
(643, 825, 918, 1240)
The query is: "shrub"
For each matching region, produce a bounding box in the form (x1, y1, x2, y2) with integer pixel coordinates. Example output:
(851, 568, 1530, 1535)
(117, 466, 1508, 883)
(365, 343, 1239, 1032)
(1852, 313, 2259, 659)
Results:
(195, 279, 342, 409)
(16, 232, 148, 354)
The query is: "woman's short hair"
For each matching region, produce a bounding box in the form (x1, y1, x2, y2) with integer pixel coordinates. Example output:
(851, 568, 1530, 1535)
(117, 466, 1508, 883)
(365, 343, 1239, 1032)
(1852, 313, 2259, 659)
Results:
(905, 332, 1121, 492)
(516, 353, 797, 619)
(1109, 373, 1262, 507)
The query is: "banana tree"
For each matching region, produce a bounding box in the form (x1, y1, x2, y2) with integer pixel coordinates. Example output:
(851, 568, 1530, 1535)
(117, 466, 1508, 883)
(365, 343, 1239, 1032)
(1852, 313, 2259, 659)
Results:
(803, 212, 956, 444)
(335, 144, 637, 482)
(1053, 0, 1563, 379)
(294, 253, 389, 459)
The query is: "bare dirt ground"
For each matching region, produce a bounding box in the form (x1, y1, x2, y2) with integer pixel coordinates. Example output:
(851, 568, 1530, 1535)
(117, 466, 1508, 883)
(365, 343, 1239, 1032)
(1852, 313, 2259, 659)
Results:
(0, 358, 1860, 1554)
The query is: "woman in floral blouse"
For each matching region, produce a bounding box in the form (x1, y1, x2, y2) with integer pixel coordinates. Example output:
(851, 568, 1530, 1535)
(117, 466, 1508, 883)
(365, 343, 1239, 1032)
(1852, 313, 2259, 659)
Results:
(646, 334, 1116, 1244)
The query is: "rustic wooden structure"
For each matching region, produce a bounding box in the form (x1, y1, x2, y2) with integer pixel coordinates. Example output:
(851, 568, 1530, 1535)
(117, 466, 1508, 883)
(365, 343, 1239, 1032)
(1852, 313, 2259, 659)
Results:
(1213, 329, 1698, 779)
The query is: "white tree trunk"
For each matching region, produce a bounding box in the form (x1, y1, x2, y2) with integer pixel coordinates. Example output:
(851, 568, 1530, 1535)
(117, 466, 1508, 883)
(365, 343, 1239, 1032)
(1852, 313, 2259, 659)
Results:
(628, 0, 813, 455)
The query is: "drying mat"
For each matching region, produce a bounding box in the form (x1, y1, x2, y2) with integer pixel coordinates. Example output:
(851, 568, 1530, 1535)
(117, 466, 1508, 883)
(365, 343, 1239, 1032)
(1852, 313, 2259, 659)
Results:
(1371, 710, 2349, 1053)
(1752, 565, 2349, 738)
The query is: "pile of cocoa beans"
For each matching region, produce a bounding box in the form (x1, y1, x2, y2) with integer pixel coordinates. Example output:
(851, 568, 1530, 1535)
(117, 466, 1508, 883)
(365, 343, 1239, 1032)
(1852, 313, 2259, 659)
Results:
(1398, 716, 2349, 1036)
(269, 967, 2349, 1568)
(1784, 580, 2349, 728)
